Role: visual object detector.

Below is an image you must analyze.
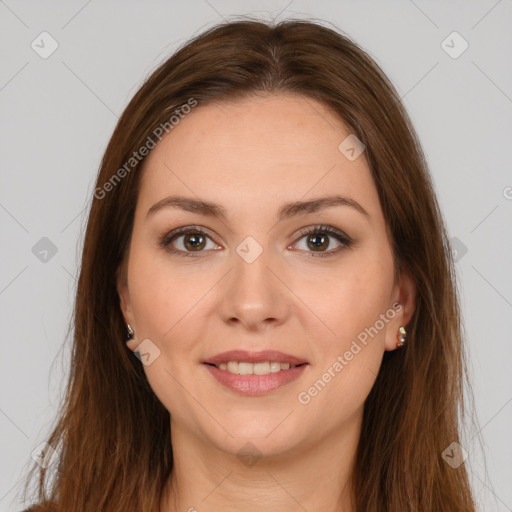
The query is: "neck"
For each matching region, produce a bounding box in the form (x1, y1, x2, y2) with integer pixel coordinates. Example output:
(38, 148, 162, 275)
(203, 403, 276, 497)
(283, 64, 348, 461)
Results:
(160, 412, 361, 512)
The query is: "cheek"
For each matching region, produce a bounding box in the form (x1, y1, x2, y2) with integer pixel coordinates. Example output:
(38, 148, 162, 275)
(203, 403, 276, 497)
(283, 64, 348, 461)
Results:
(127, 247, 212, 344)
(336, 263, 394, 339)
(291, 245, 395, 347)
(126, 249, 209, 425)
(294, 249, 393, 389)
(293, 255, 395, 431)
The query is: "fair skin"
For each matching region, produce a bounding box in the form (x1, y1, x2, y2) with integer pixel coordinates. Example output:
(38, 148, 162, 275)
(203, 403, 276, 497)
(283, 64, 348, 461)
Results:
(117, 93, 415, 512)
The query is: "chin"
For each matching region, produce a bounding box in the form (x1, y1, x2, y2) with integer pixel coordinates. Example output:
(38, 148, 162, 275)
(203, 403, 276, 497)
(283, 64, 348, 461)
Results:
(198, 414, 307, 461)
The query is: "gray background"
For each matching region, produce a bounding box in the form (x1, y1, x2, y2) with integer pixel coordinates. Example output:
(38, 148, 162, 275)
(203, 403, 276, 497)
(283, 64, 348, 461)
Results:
(1, 1, 511, 510)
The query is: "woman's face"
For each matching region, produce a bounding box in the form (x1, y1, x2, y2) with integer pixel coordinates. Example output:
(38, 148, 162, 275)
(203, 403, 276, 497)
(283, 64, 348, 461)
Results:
(118, 93, 415, 458)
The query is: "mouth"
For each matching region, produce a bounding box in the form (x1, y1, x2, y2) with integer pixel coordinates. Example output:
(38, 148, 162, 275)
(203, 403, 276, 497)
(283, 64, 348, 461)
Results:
(204, 360, 307, 375)
(202, 350, 309, 395)
(203, 349, 308, 372)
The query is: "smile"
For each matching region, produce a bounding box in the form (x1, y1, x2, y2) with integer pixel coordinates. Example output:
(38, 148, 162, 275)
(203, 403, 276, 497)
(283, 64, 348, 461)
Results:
(208, 361, 300, 375)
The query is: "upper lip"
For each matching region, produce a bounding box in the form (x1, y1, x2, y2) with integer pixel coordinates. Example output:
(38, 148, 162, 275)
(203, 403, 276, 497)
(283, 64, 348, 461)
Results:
(204, 350, 308, 366)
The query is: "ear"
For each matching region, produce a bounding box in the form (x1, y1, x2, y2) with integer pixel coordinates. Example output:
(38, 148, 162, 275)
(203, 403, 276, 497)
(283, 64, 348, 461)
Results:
(384, 267, 416, 352)
(116, 263, 138, 352)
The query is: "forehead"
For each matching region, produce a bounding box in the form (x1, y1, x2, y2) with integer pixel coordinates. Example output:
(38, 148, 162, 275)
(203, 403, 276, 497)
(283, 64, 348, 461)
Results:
(137, 93, 380, 218)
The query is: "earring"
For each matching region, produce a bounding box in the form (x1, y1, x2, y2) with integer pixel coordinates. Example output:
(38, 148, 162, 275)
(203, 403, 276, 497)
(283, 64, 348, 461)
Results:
(126, 324, 134, 340)
(396, 326, 407, 348)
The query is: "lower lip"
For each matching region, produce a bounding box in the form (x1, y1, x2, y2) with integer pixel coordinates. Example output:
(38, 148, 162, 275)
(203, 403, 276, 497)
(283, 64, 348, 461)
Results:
(203, 363, 308, 396)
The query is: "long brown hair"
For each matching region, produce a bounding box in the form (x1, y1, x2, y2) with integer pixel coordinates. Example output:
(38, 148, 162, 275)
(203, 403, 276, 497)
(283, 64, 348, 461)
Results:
(20, 18, 480, 511)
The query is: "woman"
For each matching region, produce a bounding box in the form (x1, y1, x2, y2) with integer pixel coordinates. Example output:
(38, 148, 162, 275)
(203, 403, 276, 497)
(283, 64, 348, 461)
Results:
(20, 18, 479, 511)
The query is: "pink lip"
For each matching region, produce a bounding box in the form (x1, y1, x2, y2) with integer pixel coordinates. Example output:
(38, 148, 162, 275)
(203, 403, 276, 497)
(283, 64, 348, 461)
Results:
(203, 363, 308, 396)
(203, 350, 308, 366)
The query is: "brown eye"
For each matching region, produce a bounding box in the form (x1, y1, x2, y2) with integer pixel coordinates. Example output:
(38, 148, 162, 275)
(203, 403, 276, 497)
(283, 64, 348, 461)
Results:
(182, 232, 207, 251)
(160, 226, 221, 256)
(306, 233, 329, 251)
(291, 225, 352, 257)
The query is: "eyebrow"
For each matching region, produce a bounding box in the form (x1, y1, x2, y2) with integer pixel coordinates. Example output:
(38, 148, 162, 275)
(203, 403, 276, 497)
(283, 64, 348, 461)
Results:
(146, 195, 369, 221)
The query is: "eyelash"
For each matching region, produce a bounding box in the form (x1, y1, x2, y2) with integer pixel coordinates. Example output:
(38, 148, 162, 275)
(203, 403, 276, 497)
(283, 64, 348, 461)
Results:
(159, 224, 353, 258)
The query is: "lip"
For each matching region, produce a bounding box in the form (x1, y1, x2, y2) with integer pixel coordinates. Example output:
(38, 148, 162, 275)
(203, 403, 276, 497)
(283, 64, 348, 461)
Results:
(203, 350, 309, 396)
(203, 363, 308, 396)
(203, 350, 308, 366)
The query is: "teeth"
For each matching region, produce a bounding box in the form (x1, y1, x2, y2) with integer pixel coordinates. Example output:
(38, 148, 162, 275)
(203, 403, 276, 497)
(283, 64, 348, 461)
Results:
(238, 362, 253, 375)
(215, 361, 297, 375)
(253, 362, 270, 375)
(227, 361, 238, 374)
(270, 361, 281, 373)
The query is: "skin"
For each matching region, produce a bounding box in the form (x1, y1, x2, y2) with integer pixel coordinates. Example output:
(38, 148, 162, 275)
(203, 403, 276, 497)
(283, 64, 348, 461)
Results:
(117, 93, 416, 512)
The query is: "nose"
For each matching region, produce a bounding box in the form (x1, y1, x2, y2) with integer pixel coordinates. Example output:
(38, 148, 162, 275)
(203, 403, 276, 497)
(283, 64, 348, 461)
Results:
(217, 242, 291, 332)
